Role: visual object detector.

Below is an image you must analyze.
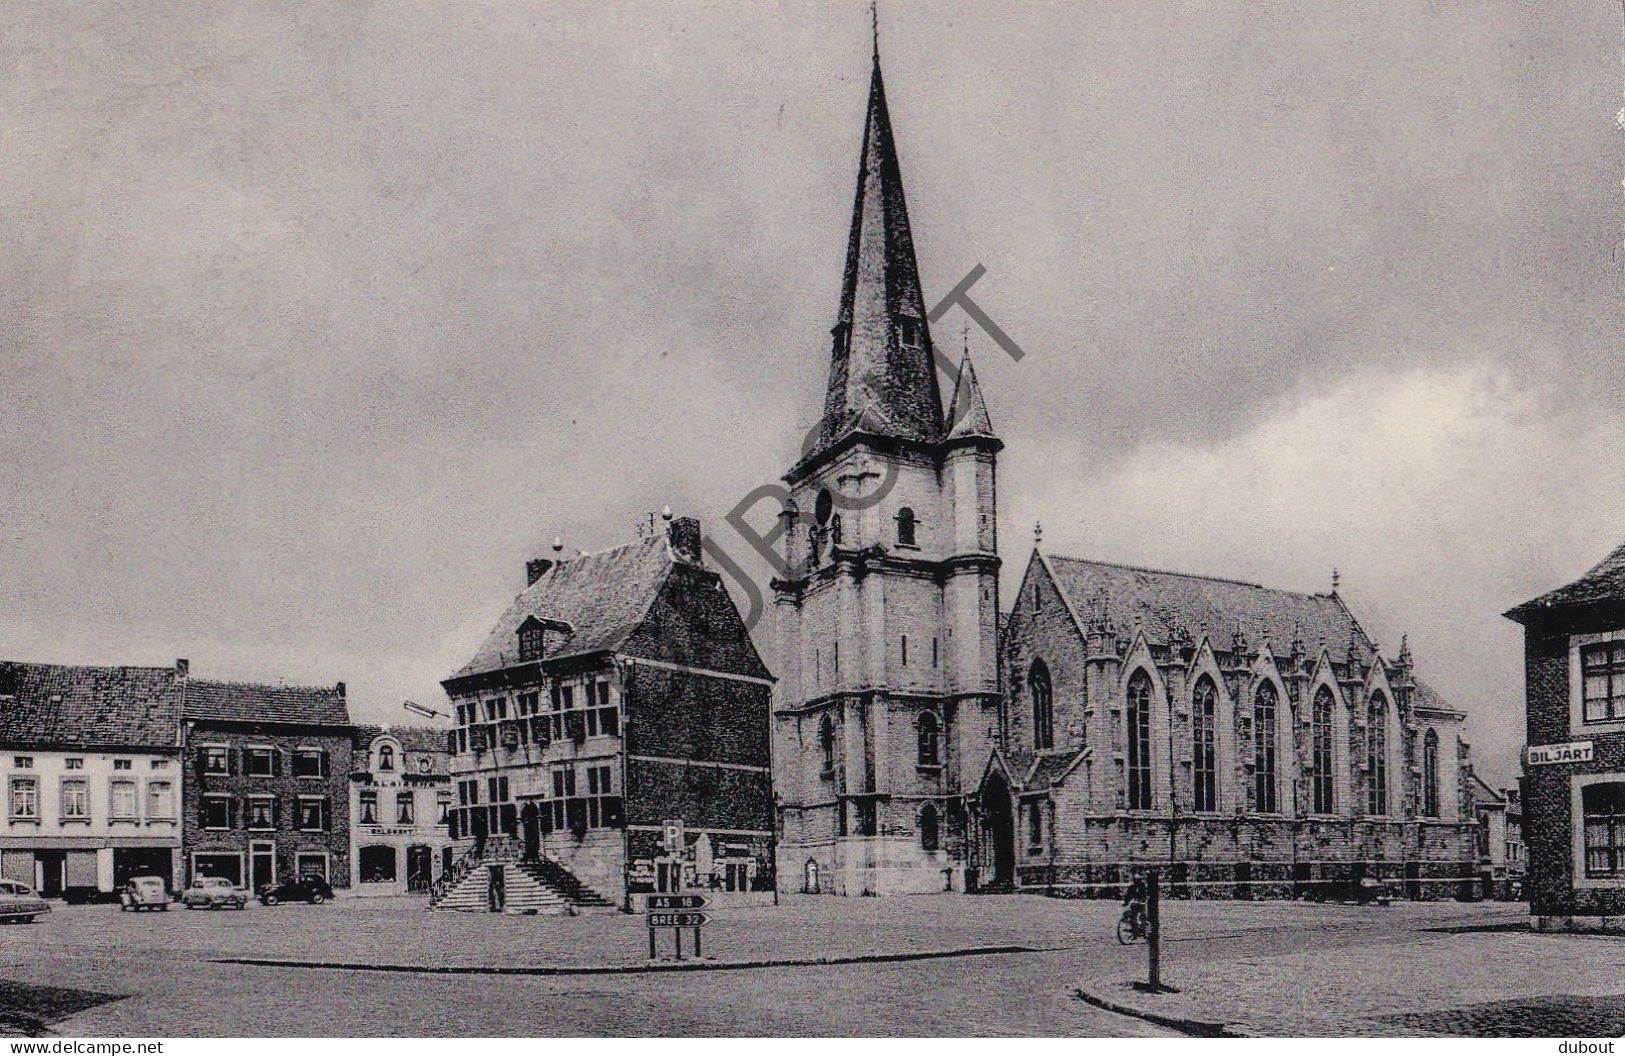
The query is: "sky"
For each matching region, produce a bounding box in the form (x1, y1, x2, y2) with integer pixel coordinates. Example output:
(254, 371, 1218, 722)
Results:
(2, 1, 1620, 787)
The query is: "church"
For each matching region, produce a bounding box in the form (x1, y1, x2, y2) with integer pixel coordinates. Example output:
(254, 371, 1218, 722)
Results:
(770, 44, 1481, 899)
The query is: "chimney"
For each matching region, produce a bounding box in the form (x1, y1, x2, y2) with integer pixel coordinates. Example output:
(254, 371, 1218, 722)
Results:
(335, 681, 346, 698)
(174, 658, 189, 679)
(526, 558, 553, 586)
(667, 515, 703, 566)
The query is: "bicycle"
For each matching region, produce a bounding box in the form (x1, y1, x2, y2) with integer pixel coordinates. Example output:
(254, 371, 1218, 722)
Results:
(1116, 905, 1149, 944)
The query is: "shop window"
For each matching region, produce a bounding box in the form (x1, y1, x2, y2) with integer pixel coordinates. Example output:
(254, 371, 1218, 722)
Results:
(359, 845, 398, 884)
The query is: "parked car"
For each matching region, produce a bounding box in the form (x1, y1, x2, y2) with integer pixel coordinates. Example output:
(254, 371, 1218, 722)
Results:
(119, 875, 170, 912)
(257, 875, 334, 905)
(0, 879, 49, 924)
(181, 876, 247, 910)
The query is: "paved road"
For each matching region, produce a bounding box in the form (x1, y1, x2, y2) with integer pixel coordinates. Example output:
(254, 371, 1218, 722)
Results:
(0, 895, 1523, 1036)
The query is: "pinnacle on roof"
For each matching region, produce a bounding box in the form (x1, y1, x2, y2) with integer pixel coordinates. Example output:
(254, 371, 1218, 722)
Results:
(945, 352, 997, 440)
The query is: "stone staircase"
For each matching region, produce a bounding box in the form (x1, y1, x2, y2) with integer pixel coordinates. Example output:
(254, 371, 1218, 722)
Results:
(429, 837, 616, 914)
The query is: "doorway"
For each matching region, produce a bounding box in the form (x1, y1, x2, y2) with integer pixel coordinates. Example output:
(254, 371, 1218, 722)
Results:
(250, 842, 276, 892)
(487, 865, 505, 911)
(979, 772, 1015, 888)
(520, 803, 540, 861)
(35, 851, 65, 898)
(406, 845, 432, 892)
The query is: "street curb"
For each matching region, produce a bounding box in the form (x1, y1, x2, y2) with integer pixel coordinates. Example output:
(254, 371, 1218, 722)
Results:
(213, 943, 1065, 977)
(1073, 982, 1250, 1038)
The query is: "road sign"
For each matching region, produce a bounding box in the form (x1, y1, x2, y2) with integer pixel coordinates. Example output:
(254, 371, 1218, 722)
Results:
(663, 819, 684, 853)
(647, 912, 709, 928)
(646, 894, 708, 911)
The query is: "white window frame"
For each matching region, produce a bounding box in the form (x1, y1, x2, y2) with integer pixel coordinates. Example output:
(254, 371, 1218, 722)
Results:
(1573, 772, 1625, 890)
(244, 745, 278, 777)
(109, 779, 139, 821)
(245, 794, 278, 832)
(295, 796, 327, 833)
(200, 743, 230, 775)
(145, 780, 175, 822)
(8, 776, 38, 821)
(292, 747, 326, 779)
(1569, 631, 1625, 736)
(60, 778, 90, 822)
(202, 794, 233, 831)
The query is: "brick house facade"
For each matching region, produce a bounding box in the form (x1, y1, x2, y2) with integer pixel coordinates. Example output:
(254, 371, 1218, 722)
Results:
(1506, 539, 1625, 931)
(441, 514, 774, 910)
(181, 680, 353, 890)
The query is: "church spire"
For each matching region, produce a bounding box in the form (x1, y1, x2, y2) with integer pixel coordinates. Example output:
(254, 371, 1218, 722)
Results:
(815, 40, 944, 453)
(945, 351, 996, 440)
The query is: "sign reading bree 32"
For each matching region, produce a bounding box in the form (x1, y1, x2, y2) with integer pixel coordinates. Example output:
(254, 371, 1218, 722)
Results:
(1526, 741, 1594, 766)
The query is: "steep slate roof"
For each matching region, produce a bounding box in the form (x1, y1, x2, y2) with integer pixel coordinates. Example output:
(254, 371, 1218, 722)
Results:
(1411, 675, 1465, 717)
(453, 534, 676, 678)
(816, 51, 944, 453)
(1468, 771, 1504, 809)
(184, 679, 350, 727)
(0, 661, 181, 751)
(1026, 749, 1084, 791)
(1505, 537, 1625, 623)
(1043, 554, 1374, 659)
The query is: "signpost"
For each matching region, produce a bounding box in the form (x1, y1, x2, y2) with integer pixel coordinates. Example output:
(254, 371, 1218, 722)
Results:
(646, 893, 709, 960)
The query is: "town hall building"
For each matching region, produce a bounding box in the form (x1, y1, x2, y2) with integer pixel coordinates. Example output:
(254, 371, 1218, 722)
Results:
(772, 43, 1480, 898)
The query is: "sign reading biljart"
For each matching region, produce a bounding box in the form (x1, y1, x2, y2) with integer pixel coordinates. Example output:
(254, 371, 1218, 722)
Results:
(1526, 741, 1594, 766)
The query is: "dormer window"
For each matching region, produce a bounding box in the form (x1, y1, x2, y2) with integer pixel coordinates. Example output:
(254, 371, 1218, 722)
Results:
(895, 507, 917, 547)
(518, 621, 544, 662)
(898, 316, 922, 348)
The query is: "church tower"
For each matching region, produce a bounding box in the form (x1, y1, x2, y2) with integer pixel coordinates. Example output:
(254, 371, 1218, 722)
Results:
(772, 43, 1002, 896)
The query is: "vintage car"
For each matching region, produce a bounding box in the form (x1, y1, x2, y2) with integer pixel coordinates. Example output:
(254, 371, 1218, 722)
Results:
(119, 875, 170, 912)
(0, 879, 50, 923)
(181, 876, 248, 910)
(257, 874, 334, 905)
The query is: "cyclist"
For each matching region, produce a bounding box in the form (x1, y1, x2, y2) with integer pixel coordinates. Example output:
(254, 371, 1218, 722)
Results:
(1121, 876, 1149, 938)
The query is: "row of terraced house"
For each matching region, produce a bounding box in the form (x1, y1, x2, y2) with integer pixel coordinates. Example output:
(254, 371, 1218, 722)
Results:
(0, 658, 451, 900)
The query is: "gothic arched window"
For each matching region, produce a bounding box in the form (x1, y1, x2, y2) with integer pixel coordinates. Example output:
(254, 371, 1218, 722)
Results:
(1253, 681, 1278, 813)
(819, 714, 836, 775)
(1311, 687, 1336, 814)
(917, 711, 941, 767)
(1422, 728, 1440, 818)
(1029, 660, 1053, 751)
(1192, 676, 1218, 812)
(1126, 670, 1154, 811)
(1367, 692, 1389, 816)
(896, 507, 917, 547)
(919, 803, 939, 852)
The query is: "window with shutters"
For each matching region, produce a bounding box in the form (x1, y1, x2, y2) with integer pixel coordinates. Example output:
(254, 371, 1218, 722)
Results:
(201, 747, 229, 774)
(202, 795, 232, 830)
(246, 795, 277, 831)
(293, 749, 326, 779)
(245, 747, 277, 776)
(296, 796, 328, 832)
